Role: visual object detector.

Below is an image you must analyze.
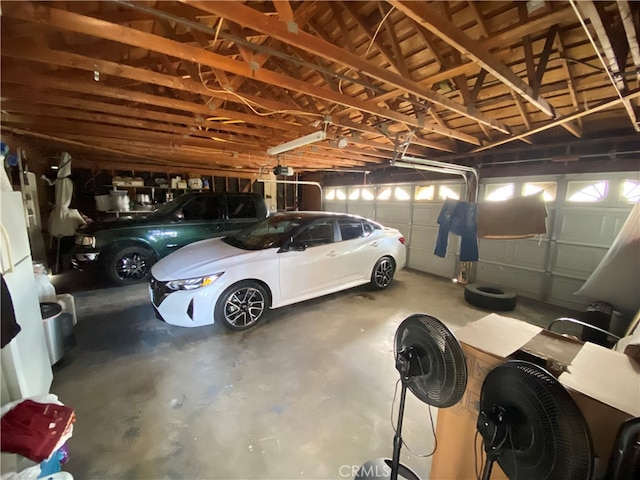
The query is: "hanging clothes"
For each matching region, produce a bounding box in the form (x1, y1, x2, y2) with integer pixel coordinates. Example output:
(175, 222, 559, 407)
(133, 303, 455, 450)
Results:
(434, 198, 479, 261)
(48, 152, 86, 237)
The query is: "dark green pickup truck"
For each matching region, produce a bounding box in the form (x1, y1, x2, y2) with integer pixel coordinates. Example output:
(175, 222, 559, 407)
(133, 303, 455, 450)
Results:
(71, 192, 268, 285)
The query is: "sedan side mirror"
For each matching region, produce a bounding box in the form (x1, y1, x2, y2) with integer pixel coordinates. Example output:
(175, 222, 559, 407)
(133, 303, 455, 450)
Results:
(174, 210, 184, 222)
(278, 240, 307, 253)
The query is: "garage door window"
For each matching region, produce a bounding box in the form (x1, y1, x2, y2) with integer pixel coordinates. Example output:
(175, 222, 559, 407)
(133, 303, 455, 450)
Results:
(415, 185, 435, 201)
(523, 182, 557, 201)
(377, 187, 392, 200)
(567, 181, 607, 202)
(438, 185, 461, 200)
(620, 180, 640, 203)
(394, 187, 411, 200)
(348, 187, 374, 201)
(325, 188, 346, 201)
(485, 183, 514, 202)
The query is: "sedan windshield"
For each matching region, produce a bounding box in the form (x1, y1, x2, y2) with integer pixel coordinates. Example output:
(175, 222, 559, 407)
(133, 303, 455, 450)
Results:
(223, 215, 307, 250)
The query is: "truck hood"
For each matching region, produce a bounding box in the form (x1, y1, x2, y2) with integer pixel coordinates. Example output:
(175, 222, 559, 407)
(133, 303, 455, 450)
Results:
(78, 215, 161, 233)
(151, 237, 260, 280)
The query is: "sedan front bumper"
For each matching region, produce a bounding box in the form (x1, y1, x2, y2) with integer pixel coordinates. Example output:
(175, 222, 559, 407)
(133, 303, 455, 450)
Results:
(149, 277, 223, 328)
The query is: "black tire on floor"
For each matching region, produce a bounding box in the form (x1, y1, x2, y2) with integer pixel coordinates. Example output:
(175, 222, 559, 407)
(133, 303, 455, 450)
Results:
(464, 283, 517, 311)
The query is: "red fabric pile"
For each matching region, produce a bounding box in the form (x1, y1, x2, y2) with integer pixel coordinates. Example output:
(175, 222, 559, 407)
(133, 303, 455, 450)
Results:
(1, 400, 75, 462)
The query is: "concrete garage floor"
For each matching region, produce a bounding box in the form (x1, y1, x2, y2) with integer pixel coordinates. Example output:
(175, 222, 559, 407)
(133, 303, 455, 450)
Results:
(49, 268, 578, 480)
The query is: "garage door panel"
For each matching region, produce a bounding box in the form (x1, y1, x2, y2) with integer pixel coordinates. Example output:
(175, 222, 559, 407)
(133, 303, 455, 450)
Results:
(475, 263, 545, 299)
(478, 239, 547, 269)
(375, 204, 411, 223)
(347, 203, 374, 219)
(410, 225, 449, 251)
(557, 209, 629, 246)
(412, 205, 442, 225)
(409, 249, 456, 278)
(547, 276, 590, 311)
(325, 201, 347, 213)
(553, 243, 607, 279)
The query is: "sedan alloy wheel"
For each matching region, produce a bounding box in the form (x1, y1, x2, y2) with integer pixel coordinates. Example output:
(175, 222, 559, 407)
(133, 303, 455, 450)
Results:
(371, 256, 395, 290)
(216, 281, 268, 330)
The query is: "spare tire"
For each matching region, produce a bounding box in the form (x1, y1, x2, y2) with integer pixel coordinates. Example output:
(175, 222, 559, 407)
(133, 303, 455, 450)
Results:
(464, 283, 517, 311)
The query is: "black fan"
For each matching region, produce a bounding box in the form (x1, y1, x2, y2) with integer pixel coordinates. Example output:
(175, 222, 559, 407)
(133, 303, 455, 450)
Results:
(476, 360, 594, 480)
(356, 314, 467, 480)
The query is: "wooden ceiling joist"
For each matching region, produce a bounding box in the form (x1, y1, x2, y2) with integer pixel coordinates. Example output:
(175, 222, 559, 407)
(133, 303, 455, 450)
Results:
(0, 1, 636, 176)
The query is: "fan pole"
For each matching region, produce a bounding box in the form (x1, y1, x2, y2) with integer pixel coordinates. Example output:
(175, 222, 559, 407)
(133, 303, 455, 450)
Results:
(481, 458, 494, 480)
(390, 382, 409, 480)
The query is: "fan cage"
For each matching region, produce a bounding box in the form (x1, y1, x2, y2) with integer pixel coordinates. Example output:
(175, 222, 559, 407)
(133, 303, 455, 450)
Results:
(479, 361, 593, 480)
(394, 313, 467, 408)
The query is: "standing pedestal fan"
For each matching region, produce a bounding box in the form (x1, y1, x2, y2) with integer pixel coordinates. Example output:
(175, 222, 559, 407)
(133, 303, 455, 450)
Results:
(356, 314, 467, 480)
(476, 360, 594, 480)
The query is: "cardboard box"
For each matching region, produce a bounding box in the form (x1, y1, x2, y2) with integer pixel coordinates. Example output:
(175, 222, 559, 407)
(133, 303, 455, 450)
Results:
(430, 314, 639, 480)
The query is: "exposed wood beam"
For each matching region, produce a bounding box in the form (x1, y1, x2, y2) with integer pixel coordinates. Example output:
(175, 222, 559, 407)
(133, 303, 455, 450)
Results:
(618, 0, 640, 84)
(334, 119, 454, 153)
(573, 0, 639, 131)
(511, 90, 532, 130)
(339, 1, 403, 75)
(523, 35, 537, 90)
(2, 2, 481, 144)
(554, 32, 582, 128)
(375, 6, 577, 105)
(470, 70, 488, 105)
(527, 26, 582, 138)
(181, 0, 509, 134)
(2, 116, 372, 169)
(308, 14, 380, 100)
(390, 0, 556, 118)
(1, 100, 271, 145)
(472, 89, 640, 152)
(377, 3, 410, 78)
(467, 1, 489, 38)
(1, 70, 293, 132)
(412, 21, 446, 68)
(535, 26, 559, 93)
(576, 1, 625, 90)
(273, 1, 293, 23)
(0, 125, 172, 166)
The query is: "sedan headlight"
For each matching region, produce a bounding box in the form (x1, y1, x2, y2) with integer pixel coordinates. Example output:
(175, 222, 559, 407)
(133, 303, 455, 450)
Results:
(75, 234, 95, 248)
(166, 273, 223, 291)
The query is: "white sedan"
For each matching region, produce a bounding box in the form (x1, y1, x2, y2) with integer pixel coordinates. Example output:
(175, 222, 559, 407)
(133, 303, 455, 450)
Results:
(149, 211, 406, 330)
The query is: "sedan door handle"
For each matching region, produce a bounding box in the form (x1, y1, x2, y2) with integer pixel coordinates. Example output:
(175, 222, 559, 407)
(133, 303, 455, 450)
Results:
(327, 250, 340, 257)
(370, 241, 380, 247)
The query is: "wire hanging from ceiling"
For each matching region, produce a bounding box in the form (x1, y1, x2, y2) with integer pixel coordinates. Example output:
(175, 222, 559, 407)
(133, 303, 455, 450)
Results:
(337, 5, 395, 96)
(195, 17, 322, 120)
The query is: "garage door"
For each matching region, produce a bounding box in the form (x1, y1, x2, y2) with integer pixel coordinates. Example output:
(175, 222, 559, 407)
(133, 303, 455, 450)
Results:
(324, 181, 467, 277)
(324, 171, 638, 311)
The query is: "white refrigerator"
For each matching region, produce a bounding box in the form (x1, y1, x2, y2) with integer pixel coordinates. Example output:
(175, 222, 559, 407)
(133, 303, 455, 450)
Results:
(1, 191, 53, 404)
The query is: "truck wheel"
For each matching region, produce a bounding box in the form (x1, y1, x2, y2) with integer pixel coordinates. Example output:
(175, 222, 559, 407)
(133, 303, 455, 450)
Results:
(105, 246, 155, 285)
